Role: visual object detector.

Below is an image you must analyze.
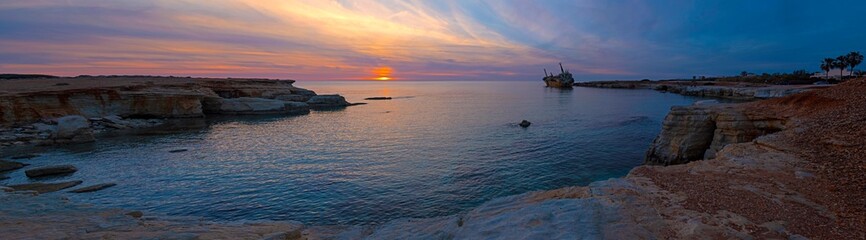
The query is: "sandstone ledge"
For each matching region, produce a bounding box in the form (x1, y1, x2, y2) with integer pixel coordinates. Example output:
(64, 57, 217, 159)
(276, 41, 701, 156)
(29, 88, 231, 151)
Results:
(0, 76, 358, 147)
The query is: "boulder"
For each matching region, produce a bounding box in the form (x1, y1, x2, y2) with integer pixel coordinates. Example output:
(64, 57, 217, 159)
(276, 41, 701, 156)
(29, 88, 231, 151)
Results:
(25, 165, 78, 178)
(70, 183, 117, 193)
(8, 180, 83, 193)
(306, 95, 350, 108)
(519, 120, 531, 128)
(53, 115, 95, 143)
(0, 159, 28, 172)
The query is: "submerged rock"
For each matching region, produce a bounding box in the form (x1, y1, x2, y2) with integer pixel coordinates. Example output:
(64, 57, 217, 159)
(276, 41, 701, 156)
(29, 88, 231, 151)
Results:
(8, 180, 83, 193)
(169, 149, 188, 153)
(70, 183, 117, 193)
(519, 120, 532, 128)
(25, 165, 78, 178)
(0, 159, 28, 172)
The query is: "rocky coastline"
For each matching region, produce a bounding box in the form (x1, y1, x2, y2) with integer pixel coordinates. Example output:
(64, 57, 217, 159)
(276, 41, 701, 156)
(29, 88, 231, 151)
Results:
(575, 80, 829, 100)
(0, 76, 357, 147)
(2, 79, 865, 239)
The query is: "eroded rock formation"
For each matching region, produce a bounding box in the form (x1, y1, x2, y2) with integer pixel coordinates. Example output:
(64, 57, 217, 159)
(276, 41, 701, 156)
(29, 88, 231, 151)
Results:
(645, 104, 785, 165)
(0, 76, 349, 127)
(0, 76, 357, 146)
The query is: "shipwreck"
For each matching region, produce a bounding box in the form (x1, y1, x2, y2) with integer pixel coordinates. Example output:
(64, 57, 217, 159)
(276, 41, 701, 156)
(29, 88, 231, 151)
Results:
(543, 63, 575, 88)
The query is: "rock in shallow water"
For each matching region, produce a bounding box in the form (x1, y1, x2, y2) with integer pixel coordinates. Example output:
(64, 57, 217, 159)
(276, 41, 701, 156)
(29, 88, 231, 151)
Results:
(306, 95, 351, 108)
(0, 159, 28, 172)
(519, 120, 531, 128)
(70, 183, 117, 193)
(8, 180, 83, 193)
(25, 165, 78, 178)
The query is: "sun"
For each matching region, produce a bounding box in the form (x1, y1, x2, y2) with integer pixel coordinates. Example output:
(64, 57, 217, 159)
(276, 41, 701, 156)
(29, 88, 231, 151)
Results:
(371, 66, 393, 80)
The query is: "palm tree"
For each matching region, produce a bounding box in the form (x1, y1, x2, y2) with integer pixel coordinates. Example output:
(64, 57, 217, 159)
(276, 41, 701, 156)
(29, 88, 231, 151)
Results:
(822, 58, 835, 79)
(847, 51, 864, 77)
(835, 56, 849, 79)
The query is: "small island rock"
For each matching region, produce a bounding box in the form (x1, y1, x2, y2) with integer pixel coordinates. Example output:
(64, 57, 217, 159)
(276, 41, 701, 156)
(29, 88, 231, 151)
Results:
(519, 120, 532, 128)
(306, 95, 351, 108)
(364, 97, 392, 100)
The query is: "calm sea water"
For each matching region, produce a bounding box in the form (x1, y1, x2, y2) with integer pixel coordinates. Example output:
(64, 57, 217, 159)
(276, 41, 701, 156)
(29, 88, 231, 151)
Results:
(2, 81, 710, 225)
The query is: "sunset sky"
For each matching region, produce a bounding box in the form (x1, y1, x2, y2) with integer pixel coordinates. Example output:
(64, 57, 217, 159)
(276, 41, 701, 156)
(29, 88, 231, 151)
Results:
(1, 0, 864, 81)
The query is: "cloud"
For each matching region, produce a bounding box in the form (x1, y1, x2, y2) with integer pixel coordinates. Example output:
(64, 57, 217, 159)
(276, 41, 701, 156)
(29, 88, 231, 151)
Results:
(0, 0, 864, 80)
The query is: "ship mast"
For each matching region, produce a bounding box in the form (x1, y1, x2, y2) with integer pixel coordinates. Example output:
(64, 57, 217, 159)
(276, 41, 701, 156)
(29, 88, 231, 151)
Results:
(559, 62, 565, 74)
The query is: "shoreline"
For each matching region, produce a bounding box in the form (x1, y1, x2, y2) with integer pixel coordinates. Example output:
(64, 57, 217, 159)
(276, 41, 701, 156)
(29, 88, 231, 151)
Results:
(2, 78, 865, 238)
(575, 80, 830, 100)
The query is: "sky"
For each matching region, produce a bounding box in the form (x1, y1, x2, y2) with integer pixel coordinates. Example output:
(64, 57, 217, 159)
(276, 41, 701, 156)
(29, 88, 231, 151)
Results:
(0, 0, 865, 81)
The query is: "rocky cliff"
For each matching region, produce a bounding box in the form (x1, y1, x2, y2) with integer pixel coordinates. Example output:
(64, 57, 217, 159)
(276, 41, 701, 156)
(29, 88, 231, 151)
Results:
(645, 104, 785, 165)
(0, 76, 330, 126)
(0, 76, 355, 146)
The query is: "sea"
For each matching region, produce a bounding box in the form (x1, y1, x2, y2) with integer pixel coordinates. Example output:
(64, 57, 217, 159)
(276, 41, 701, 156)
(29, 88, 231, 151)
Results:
(1, 81, 715, 225)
